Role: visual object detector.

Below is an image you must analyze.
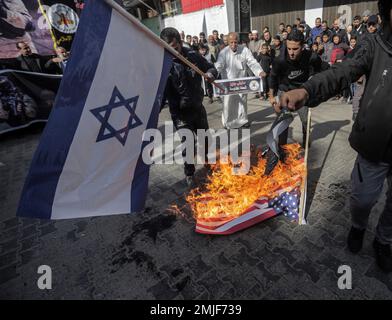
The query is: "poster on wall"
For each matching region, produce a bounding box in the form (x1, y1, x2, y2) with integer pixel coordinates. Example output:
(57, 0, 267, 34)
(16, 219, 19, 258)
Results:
(0, 0, 83, 59)
(0, 0, 54, 59)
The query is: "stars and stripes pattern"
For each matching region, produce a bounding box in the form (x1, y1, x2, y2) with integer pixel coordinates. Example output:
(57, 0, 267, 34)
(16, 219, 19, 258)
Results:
(268, 190, 300, 220)
(195, 189, 300, 235)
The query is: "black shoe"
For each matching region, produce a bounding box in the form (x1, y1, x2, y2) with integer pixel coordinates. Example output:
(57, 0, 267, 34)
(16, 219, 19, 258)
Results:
(209, 97, 214, 104)
(347, 226, 365, 253)
(185, 175, 197, 189)
(373, 238, 392, 273)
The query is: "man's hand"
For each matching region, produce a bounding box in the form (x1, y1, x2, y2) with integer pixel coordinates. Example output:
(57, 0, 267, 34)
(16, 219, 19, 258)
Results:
(205, 72, 215, 83)
(52, 57, 63, 63)
(259, 71, 267, 78)
(269, 96, 281, 113)
(279, 88, 309, 111)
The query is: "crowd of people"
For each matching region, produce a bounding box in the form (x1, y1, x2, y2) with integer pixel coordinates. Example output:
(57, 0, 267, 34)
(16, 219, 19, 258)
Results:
(178, 9, 380, 122)
(0, 2, 391, 273)
(161, 7, 384, 181)
(159, 0, 392, 273)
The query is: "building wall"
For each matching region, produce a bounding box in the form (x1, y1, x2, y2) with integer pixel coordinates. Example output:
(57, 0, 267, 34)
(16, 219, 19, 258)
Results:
(162, 1, 229, 36)
(141, 16, 161, 36)
(226, 0, 236, 32)
(322, 0, 378, 27)
(251, 0, 305, 37)
(305, 0, 324, 27)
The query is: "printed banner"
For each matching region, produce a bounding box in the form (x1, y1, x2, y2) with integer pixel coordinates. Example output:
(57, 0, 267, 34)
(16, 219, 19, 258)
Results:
(0, 0, 83, 59)
(0, 69, 61, 134)
(0, 0, 53, 58)
(213, 76, 263, 97)
(40, 0, 82, 51)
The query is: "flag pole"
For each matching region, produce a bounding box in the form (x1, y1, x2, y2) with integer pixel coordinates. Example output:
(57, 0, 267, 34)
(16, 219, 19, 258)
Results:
(102, 0, 223, 90)
(298, 108, 311, 225)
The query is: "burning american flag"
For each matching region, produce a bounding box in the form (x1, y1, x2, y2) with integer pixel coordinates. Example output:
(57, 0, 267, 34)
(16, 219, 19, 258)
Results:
(186, 143, 307, 235)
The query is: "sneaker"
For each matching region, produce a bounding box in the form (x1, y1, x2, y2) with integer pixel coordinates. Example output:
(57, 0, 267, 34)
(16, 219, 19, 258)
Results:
(242, 122, 251, 128)
(347, 226, 365, 253)
(185, 175, 197, 189)
(373, 238, 392, 273)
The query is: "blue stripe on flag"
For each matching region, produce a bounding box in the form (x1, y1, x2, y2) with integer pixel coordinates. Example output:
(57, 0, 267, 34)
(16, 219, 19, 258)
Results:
(16, 0, 112, 219)
(130, 50, 173, 213)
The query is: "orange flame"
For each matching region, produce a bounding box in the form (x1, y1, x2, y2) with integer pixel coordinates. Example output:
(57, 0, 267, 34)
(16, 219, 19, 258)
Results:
(186, 144, 305, 221)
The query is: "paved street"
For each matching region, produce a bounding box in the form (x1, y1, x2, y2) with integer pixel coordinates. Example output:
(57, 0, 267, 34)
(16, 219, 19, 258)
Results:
(1, 97, 392, 300)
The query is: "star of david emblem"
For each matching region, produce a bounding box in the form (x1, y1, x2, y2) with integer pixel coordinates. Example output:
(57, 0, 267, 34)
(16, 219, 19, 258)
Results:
(90, 86, 142, 146)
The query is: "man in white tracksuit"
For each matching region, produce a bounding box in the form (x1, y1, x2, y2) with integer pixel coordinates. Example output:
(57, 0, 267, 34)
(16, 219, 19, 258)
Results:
(215, 32, 265, 129)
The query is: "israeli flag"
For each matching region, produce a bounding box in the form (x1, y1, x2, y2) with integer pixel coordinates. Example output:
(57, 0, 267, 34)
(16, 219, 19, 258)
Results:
(17, 0, 172, 219)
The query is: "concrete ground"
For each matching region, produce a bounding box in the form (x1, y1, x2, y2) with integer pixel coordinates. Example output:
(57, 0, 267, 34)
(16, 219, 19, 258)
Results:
(1, 96, 391, 299)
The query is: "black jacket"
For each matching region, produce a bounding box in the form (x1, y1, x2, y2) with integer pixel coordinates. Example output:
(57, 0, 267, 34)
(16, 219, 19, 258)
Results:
(16, 54, 50, 73)
(270, 49, 322, 93)
(331, 28, 348, 44)
(303, 29, 392, 163)
(352, 24, 367, 41)
(256, 53, 272, 74)
(164, 47, 217, 116)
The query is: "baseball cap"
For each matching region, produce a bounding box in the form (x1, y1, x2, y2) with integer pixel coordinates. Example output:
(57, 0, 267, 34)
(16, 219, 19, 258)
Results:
(367, 15, 378, 25)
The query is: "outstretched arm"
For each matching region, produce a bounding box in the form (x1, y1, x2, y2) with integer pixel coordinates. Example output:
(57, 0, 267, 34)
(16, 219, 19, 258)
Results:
(245, 47, 264, 77)
(280, 36, 374, 111)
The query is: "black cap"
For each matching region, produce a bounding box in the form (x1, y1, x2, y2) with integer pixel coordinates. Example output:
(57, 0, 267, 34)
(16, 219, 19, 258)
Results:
(367, 15, 379, 25)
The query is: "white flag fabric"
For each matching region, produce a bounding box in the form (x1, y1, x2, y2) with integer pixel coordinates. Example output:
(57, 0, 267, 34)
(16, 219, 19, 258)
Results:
(17, 0, 172, 219)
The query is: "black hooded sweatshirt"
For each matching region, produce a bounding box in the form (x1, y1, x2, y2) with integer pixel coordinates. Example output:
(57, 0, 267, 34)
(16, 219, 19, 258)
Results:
(303, 24, 392, 163)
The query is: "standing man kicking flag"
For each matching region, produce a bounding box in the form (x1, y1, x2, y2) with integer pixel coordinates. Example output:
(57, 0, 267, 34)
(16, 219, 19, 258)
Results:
(269, 30, 321, 147)
(215, 32, 265, 129)
(279, 0, 392, 272)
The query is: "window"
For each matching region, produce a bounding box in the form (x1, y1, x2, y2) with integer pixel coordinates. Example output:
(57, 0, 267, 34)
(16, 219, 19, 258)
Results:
(161, 0, 182, 16)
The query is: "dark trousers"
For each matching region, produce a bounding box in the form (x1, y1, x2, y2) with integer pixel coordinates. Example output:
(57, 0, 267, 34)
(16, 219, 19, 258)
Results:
(277, 90, 308, 145)
(172, 106, 209, 176)
(204, 79, 214, 98)
(262, 76, 269, 95)
(351, 154, 392, 244)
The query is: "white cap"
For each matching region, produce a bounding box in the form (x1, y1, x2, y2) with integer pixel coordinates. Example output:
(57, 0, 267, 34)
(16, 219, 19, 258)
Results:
(251, 30, 258, 34)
